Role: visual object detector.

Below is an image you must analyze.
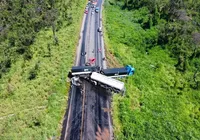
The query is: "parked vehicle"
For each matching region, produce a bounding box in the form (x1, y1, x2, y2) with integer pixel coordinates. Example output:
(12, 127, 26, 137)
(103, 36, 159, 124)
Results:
(89, 58, 96, 64)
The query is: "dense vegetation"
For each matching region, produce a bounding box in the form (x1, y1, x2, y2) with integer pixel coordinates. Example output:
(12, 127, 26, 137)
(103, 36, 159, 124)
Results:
(103, 0, 200, 139)
(0, 0, 86, 139)
(0, 0, 77, 77)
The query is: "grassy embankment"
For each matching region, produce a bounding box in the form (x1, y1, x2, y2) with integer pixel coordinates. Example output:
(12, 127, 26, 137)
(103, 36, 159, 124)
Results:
(0, 0, 86, 139)
(103, 1, 200, 139)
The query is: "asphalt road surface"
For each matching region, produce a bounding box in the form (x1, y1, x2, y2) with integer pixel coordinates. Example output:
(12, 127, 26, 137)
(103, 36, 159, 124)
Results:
(61, 0, 113, 139)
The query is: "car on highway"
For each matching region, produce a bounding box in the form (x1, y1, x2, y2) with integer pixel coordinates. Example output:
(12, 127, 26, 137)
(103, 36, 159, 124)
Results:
(81, 52, 86, 56)
(98, 27, 102, 32)
(89, 58, 96, 64)
(84, 10, 88, 14)
(98, 48, 102, 52)
(95, 7, 99, 13)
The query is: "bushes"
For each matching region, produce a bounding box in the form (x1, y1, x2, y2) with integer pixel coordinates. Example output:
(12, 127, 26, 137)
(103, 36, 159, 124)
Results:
(0, 0, 86, 139)
(28, 61, 40, 80)
(104, 1, 200, 139)
(0, 59, 12, 78)
(0, 0, 77, 77)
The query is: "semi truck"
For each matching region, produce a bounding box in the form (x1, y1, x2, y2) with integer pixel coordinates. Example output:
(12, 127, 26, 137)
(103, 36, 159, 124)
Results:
(68, 65, 135, 94)
(69, 65, 135, 77)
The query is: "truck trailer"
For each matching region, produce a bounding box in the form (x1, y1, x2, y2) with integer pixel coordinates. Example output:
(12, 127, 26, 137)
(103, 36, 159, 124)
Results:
(69, 66, 100, 77)
(101, 65, 135, 77)
(69, 65, 135, 77)
(90, 72, 125, 94)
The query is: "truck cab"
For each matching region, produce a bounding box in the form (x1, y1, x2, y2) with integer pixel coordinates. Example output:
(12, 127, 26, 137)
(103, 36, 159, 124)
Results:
(100, 65, 135, 77)
(126, 65, 135, 75)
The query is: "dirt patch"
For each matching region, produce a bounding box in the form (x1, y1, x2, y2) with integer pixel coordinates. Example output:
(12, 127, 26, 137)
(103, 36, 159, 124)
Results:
(102, 108, 111, 112)
(96, 126, 110, 140)
(104, 46, 122, 68)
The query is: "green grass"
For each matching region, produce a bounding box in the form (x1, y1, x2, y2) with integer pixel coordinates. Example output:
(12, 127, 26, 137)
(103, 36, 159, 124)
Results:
(103, 1, 200, 140)
(0, 0, 86, 139)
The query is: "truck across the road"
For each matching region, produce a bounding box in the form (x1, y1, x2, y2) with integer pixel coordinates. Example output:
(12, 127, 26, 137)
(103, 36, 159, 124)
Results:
(101, 65, 135, 77)
(68, 65, 135, 94)
(68, 66, 100, 77)
(69, 65, 135, 77)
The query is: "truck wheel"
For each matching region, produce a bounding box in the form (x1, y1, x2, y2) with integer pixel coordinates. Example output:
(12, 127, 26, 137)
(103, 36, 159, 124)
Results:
(106, 88, 111, 93)
(92, 81, 97, 85)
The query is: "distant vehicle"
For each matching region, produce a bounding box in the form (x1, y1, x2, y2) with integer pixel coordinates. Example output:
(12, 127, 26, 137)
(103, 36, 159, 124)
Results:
(91, 72, 125, 93)
(92, 0, 97, 5)
(95, 7, 99, 13)
(84, 10, 88, 14)
(98, 48, 101, 52)
(81, 52, 86, 56)
(89, 58, 96, 64)
(98, 27, 102, 32)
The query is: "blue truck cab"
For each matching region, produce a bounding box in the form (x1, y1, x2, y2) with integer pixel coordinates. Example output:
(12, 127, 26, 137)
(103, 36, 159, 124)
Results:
(125, 65, 135, 76)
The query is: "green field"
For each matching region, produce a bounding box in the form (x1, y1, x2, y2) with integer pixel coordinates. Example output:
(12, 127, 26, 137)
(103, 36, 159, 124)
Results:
(0, 0, 86, 139)
(103, 0, 200, 139)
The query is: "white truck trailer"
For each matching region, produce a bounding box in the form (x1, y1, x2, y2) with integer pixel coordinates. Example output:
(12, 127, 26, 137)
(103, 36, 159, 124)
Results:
(90, 72, 125, 94)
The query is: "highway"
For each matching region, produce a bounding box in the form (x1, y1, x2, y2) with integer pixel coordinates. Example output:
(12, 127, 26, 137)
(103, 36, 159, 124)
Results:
(61, 0, 112, 139)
